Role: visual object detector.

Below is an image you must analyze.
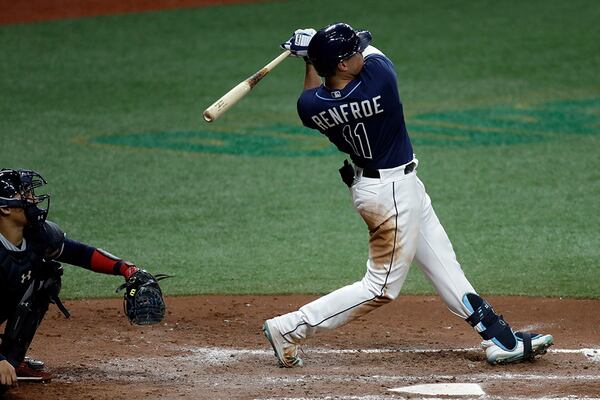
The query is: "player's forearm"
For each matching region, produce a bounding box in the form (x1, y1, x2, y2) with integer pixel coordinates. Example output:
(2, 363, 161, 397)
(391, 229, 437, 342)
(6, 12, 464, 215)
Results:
(304, 62, 321, 90)
(57, 239, 138, 279)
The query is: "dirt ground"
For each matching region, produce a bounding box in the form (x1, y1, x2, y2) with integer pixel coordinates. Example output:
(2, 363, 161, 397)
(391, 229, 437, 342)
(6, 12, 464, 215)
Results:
(2, 295, 600, 399)
(0, 0, 266, 25)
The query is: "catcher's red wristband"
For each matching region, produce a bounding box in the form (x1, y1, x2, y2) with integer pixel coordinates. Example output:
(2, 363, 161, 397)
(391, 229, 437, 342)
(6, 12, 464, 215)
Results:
(90, 249, 139, 279)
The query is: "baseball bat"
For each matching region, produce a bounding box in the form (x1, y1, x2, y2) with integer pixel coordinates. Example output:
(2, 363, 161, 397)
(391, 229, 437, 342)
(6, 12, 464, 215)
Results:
(203, 50, 291, 122)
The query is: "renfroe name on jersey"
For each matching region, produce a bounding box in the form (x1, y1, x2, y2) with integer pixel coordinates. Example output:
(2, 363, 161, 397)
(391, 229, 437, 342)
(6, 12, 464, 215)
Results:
(310, 95, 384, 130)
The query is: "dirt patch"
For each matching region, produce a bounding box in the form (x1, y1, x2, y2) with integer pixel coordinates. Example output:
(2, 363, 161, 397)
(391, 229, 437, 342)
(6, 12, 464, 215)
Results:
(0, 0, 270, 25)
(2, 295, 600, 399)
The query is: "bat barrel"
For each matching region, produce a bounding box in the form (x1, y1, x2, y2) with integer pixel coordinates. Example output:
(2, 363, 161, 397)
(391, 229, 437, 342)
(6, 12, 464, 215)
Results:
(202, 81, 252, 122)
(202, 50, 290, 123)
(203, 109, 215, 122)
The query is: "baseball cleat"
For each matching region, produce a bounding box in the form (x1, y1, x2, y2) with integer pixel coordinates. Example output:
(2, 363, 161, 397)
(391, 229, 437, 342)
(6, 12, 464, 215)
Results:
(16, 357, 53, 382)
(262, 319, 304, 368)
(483, 332, 553, 365)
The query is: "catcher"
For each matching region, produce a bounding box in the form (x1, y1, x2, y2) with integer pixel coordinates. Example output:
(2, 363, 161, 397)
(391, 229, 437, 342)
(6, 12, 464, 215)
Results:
(0, 168, 167, 392)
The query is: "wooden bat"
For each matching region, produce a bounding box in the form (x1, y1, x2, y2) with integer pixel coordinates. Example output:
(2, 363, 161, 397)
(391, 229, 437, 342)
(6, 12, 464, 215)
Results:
(203, 50, 291, 122)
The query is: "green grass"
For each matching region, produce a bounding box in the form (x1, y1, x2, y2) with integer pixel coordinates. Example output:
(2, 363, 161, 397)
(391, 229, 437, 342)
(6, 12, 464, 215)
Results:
(0, 0, 598, 299)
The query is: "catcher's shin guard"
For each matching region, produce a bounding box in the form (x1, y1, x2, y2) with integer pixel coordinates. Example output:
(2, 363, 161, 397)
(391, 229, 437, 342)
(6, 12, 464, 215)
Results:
(1, 298, 50, 367)
(463, 293, 517, 352)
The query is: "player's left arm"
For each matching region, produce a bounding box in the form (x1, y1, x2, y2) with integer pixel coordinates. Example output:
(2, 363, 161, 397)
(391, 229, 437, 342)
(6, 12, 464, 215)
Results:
(57, 238, 169, 325)
(56, 239, 139, 279)
(362, 45, 384, 59)
(31, 220, 138, 279)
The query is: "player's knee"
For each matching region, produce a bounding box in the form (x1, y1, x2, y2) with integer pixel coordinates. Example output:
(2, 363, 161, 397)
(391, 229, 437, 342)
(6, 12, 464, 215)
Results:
(463, 293, 517, 351)
(360, 277, 400, 302)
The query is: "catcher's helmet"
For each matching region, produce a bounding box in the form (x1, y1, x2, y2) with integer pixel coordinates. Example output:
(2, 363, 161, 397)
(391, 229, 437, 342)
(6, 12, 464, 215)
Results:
(0, 168, 50, 224)
(308, 23, 372, 77)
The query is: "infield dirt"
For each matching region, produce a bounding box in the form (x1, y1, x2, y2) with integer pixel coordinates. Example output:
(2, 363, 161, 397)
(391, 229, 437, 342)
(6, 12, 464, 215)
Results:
(3, 295, 600, 399)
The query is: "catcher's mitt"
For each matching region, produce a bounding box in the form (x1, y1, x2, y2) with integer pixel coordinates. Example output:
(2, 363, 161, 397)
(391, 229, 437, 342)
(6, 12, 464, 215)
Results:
(116, 270, 170, 325)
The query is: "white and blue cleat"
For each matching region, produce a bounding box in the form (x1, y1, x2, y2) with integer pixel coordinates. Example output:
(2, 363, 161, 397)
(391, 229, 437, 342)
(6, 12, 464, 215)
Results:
(483, 331, 554, 364)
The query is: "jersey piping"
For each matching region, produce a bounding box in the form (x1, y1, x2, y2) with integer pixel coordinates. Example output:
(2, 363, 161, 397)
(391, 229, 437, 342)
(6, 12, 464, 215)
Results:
(315, 81, 363, 101)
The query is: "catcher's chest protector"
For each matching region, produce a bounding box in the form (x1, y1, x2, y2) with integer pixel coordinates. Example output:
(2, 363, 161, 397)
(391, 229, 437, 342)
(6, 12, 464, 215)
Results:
(0, 246, 40, 317)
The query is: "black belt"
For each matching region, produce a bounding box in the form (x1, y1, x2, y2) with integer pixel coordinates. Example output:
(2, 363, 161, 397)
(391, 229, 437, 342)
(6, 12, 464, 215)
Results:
(362, 162, 415, 178)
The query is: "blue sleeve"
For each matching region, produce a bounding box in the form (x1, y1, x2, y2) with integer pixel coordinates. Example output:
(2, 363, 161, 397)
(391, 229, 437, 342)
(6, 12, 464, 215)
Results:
(362, 54, 398, 85)
(56, 238, 94, 269)
(297, 88, 318, 129)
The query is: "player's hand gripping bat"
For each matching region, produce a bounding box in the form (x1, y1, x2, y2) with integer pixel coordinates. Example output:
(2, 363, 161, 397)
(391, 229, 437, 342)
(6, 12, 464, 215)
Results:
(203, 50, 291, 122)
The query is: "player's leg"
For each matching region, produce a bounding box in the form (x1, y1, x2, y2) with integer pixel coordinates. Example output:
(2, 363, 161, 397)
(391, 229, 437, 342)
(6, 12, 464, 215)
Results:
(411, 176, 553, 364)
(0, 299, 50, 369)
(411, 176, 475, 318)
(264, 172, 421, 366)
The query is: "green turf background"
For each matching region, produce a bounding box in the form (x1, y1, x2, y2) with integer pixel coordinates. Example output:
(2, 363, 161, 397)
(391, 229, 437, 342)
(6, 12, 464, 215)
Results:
(0, 0, 598, 299)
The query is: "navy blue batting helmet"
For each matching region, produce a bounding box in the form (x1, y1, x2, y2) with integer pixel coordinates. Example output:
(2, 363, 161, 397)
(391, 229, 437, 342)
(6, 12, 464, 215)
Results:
(308, 23, 372, 77)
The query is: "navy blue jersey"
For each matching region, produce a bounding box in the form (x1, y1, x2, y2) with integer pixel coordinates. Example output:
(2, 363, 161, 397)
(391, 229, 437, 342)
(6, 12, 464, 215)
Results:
(297, 52, 413, 169)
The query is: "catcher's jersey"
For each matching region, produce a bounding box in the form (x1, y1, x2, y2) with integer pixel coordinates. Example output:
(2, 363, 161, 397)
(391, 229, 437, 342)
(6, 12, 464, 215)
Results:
(297, 52, 413, 169)
(0, 221, 64, 323)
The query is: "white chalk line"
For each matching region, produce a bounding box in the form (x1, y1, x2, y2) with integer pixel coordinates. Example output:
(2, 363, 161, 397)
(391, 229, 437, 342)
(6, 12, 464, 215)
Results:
(66, 345, 599, 385)
(179, 345, 600, 362)
(261, 372, 600, 384)
(256, 397, 600, 400)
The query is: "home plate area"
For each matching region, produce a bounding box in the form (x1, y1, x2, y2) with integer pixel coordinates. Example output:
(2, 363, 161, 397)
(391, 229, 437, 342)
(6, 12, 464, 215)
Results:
(71, 345, 600, 399)
(7, 295, 600, 399)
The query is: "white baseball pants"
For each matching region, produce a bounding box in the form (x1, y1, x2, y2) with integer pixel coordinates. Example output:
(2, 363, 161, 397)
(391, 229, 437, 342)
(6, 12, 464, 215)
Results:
(271, 159, 477, 342)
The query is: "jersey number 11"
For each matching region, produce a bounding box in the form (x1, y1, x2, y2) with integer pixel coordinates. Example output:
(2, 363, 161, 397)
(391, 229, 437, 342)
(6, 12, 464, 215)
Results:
(342, 122, 373, 159)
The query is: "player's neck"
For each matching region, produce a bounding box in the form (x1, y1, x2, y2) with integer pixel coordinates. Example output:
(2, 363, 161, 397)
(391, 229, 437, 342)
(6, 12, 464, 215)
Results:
(0, 219, 25, 247)
(325, 73, 355, 90)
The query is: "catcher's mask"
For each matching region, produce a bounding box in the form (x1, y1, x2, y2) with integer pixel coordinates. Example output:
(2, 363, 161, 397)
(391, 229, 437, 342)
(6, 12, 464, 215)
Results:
(0, 168, 50, 225)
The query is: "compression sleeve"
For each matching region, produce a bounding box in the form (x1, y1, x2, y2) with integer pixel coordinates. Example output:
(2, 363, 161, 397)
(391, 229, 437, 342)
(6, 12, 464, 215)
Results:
(57, 238, 138, 279)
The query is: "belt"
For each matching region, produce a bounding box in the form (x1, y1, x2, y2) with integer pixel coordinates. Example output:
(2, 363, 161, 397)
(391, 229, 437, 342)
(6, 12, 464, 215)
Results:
(362, 162, 416, 178)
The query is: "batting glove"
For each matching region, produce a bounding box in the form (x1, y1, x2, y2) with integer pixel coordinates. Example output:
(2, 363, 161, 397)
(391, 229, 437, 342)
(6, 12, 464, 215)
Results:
(280, 28, 316, 57)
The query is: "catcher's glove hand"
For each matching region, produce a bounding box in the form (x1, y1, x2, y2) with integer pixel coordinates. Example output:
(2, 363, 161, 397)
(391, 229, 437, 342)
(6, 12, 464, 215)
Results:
(116, 270, 171, 325)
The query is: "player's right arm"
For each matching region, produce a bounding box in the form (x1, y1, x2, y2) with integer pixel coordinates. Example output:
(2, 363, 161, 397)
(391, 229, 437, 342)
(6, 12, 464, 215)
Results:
(280, 28, 321, 90)
(304, 61, 321, 90)
(0, 359, 17, 386)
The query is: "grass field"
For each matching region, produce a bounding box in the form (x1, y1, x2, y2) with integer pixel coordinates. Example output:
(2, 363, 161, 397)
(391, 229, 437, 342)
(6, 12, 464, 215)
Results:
(0, 0, 598, 299)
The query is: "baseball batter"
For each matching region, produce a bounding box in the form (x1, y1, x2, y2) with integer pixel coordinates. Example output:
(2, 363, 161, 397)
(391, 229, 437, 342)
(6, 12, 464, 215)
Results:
(262, 23, 553, 367)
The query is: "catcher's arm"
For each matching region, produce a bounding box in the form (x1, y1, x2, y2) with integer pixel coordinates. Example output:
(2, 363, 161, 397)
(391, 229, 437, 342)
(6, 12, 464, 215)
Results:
(57, 238, 171, 325)
(57, 238, 139, 279)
